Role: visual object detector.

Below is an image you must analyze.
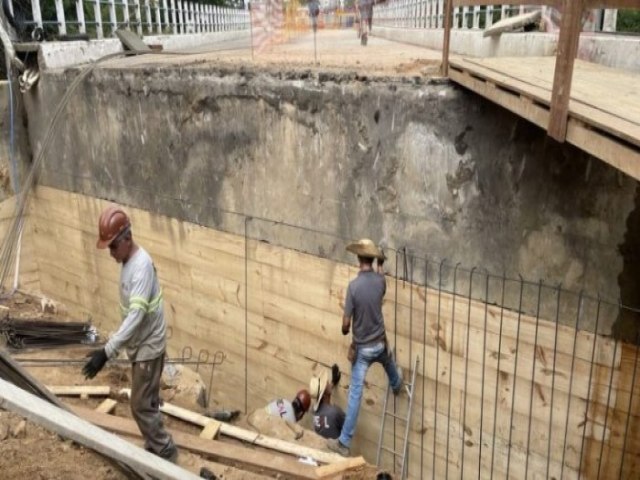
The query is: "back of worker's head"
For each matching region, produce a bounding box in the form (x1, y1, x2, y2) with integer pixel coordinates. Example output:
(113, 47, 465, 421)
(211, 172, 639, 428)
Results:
(292, 389, 311, 421)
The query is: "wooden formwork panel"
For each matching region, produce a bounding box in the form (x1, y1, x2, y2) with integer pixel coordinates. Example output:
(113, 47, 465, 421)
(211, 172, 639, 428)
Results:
(27, 186, 640, 479)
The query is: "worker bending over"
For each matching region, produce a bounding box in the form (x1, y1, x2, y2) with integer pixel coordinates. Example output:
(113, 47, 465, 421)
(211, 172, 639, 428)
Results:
(265, 389, 312, 422)
(83, 205, 178, 462)
(310, 364, 345, 439)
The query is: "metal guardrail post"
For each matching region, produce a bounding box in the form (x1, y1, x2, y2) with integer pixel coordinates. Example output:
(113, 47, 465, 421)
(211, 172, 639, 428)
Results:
(54, 0, 67, 35)
(76, 0, 86, 33)
(93, 0, 103, 38)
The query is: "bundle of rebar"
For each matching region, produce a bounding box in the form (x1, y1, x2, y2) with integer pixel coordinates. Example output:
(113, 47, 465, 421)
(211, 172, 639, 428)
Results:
(0, 317, 97, 349)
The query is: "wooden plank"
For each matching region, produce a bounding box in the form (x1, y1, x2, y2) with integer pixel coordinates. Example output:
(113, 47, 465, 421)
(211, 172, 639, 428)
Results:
(548, 0, 583, 141)
(0, 378, 199, 480)
(483, 9, 542, 37)
(96, 398, 118, 414)
(48, 385, 111, 396)
(448, 66, 549, 129)
(119, 390, 346, 465)
(442, 0, 454, 76)
(458, 57, 640, 143)
(115, 29, 151, 52)
(199, 420, 221, 440)
(71, 405, 319, 480)
(566, 119, 640, 182)
(315, 456, 366, 478)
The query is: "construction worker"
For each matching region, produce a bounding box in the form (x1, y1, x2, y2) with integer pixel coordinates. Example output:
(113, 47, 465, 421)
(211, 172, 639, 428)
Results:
(356, 0, 373, 44)
(82, 205, 178, 462)
(265, 389, 312, 422)
(327, 238, 402, 457)
(308, 0, 320, 32)
(310, 365, 345, 439)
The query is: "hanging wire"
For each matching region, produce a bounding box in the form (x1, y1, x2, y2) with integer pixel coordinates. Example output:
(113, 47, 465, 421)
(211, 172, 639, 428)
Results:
(524, 280, 544, 480)
(560, 290, 584, 479)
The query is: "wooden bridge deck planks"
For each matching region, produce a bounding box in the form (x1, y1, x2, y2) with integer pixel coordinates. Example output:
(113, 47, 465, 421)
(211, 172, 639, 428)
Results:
(448, 55, 640, 181)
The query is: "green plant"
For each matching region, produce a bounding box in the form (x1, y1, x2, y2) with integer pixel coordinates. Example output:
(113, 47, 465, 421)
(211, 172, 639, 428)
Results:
(617, 9, 640, 33)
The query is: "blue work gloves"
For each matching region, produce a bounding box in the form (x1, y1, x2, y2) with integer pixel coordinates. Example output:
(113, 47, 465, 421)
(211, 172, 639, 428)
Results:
(82, 348, 108, 379)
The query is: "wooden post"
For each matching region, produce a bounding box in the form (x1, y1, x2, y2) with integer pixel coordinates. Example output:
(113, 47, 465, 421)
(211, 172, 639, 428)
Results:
(441, 0, 453, 76)
(548, 0, 585, 142)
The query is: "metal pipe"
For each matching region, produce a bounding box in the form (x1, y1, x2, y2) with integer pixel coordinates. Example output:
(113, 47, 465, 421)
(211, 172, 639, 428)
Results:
(560, 290, 583, 479)
(506, 275, 525, 478)
(444, 262, 460, 480)
(524, 280, 544, 480)
(577, 296, 602, 480)
(546, 286, 562, 480)
(460, 267, 476, 478)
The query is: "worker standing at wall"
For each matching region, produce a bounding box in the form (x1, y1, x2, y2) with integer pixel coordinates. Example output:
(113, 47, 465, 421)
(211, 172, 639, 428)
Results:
(327, 238, 403, 457)
(308, 0, 320, 32)
(83, 205, 178, 463)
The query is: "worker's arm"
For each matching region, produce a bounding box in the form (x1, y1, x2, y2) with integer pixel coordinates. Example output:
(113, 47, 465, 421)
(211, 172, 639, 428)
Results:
(104, 263, 154, 358)
(342, 284, 354, 335)
(342, 315, 351, 335)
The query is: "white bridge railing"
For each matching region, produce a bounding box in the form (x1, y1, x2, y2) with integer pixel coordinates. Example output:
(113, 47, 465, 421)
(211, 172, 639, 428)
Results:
(374, 1, 612, 32)
(374, 1, 528, 29)
(15, 0, 249, 40)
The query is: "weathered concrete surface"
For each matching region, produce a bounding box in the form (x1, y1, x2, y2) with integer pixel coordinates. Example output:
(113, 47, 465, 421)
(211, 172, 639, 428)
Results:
(0, 80, 30, 199)
(373, 27, 640, 72)
(37, 31, 250, 70)
(22, 65, 639, 334)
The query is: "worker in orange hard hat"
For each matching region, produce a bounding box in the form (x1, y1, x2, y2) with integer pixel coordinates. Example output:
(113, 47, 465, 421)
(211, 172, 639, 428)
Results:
(83, 205, 178, 463)
(265, 389, 312, 422)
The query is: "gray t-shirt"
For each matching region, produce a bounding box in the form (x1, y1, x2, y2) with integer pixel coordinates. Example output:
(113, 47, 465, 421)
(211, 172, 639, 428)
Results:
(344, 270, 386, 345)
(313, 403, 345, 439)
(105, 247, 166, 362)
(265, 399, 297, 423)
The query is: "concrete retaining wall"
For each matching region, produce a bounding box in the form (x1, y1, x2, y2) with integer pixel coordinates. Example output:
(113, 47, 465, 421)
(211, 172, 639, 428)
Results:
(0, 80, 30, 200)
(22, 65, 640, 334)
(373, 27, 640, 72)
(36, 30, 250, 70)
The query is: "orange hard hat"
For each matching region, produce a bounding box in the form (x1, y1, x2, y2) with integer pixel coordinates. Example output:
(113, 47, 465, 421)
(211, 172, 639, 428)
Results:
(294, 389, 311, 413)
(97, 206, 131, 249)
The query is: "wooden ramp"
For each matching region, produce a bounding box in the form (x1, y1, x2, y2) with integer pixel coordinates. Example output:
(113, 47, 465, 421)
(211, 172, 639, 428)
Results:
(448, 56, 640, 181)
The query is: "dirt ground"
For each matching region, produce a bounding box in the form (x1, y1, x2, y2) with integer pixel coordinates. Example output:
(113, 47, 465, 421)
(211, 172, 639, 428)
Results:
(104, 29, 443, 80)
(0, 291, 372, 480)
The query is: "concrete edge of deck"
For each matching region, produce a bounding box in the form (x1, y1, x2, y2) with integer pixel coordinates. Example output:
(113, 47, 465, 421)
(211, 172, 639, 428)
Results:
(373, 26, 640, 73)
(34, 30, 251, 70)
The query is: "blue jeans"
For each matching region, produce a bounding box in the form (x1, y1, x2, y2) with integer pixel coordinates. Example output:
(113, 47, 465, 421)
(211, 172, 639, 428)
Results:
(338, 341, 401, 448)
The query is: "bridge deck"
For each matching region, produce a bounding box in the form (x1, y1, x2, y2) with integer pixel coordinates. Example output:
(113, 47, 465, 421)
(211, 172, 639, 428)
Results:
(449, 56, 640, 180)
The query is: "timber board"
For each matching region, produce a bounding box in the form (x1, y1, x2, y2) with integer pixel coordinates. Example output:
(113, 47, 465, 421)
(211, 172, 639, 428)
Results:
(448, 56, 640, 181)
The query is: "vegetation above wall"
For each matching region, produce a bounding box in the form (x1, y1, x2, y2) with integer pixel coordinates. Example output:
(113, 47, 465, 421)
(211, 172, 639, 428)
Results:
(618, 9, 640, 33)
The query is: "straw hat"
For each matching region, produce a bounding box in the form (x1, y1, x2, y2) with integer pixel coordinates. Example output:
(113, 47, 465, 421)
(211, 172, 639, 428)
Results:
(346, 238, 384, 260)
(309, 369, 329, 412)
